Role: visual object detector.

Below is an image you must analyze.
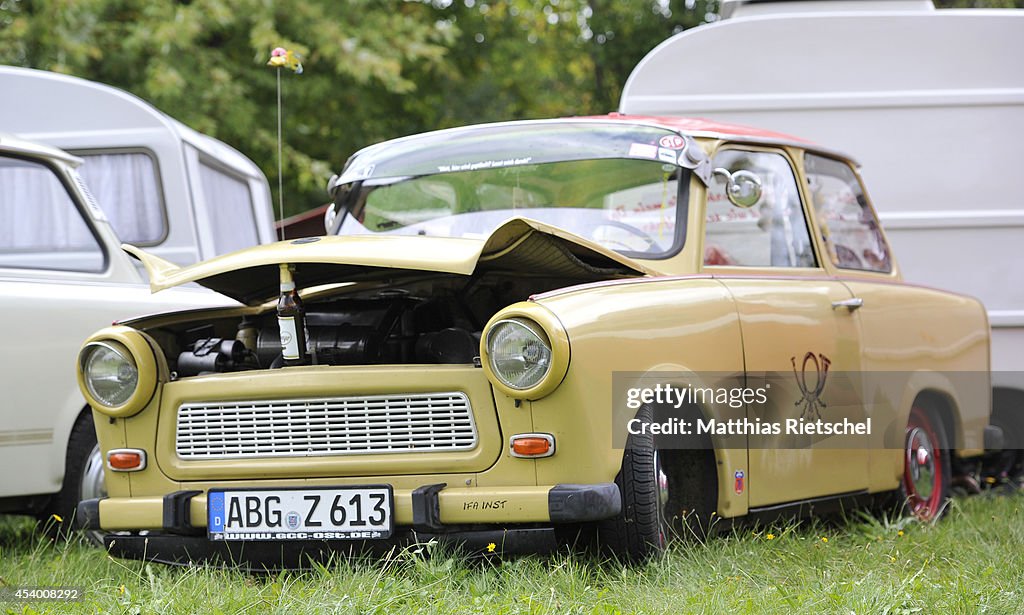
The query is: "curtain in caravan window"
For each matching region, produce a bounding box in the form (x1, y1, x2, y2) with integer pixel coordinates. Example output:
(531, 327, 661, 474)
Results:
(77, 153, 165, 245)
(0, 156, 103, 271)
(199, 162, 259, 255)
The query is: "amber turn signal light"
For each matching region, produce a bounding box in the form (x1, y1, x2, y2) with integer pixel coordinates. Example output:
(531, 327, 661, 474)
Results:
(107, 449, 147, 472)
(509, 434, 555, 458)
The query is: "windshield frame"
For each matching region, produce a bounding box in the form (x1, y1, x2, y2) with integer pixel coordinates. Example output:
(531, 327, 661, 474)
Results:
(333, 160, 690, 261)
(329, 120, 703, 260)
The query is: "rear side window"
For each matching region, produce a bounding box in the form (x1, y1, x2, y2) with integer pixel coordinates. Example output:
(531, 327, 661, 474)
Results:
(804, 153, 892, 273)
(0, 156, 104, 272)
(77, 152, 166, 245)
(704, 149, 816, 268)
(199, 161, 259, 256)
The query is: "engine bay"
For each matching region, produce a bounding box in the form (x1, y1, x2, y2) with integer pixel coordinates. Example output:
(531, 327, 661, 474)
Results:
(140, 273, 570, 379)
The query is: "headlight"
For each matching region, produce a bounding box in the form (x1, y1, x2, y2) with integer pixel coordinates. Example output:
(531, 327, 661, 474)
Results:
(81, 342, 138, 407)
(77, 326, 159, 417)
(481, 304, 570, 400)
(487, 319, 552, 390)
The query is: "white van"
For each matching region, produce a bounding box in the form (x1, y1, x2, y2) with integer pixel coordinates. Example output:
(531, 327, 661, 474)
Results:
(620, 0, 1024, 472)
(0, 67, 275, 534)
(0, 134, 242, 532)
(0, 66, 277, 265)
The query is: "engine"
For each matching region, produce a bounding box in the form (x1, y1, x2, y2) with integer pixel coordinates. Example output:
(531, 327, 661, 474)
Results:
(172, 293, 481, 377)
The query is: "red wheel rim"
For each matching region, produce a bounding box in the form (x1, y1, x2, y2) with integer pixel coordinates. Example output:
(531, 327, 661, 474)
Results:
(902, 407, 943, 520)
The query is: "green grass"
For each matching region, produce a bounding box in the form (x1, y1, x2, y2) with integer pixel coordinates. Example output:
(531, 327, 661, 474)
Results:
(2, 493, 1023, 614)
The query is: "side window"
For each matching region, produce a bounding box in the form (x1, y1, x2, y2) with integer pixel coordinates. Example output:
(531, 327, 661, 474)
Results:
(0, 156, 104, 272)
(804, 153, 892, 273)
(704, 150, 816, 268)
(199, 161, 260, 256)
(77, 152, 166, 245)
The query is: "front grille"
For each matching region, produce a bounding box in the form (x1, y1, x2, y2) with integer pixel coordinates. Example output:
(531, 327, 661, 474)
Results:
(175, 392, 478, 460)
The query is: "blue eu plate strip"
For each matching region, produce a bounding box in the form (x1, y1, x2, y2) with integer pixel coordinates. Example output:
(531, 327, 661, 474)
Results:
(208, 491, 225, 533)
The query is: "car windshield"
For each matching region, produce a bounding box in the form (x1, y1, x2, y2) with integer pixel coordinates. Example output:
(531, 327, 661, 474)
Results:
(331, 122, 691, 258)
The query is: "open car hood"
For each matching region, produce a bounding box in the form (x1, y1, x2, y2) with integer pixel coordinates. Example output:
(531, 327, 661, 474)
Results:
(125, 218, 657, 305)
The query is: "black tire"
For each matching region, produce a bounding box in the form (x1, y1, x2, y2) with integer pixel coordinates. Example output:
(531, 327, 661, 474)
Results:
(598, 404, 717, 561)
(898, 406, 952, 521)
(598, 406, 667, 561)
(39, 411, 106, 544)
(981, 407, 1024, 485)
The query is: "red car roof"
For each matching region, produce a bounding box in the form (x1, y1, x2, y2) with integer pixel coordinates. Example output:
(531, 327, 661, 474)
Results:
(578, 113, 811, 143)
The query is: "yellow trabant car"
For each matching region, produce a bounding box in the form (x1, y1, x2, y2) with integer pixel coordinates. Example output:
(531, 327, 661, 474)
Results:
(76, 116, 994, 564)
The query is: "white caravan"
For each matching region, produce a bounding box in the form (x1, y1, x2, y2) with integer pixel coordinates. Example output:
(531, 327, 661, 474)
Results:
(620, 0, 1024, 463)
(0, 66, 277, 265)
(0, 134, 238, 532)
(0, 67, 275, 534)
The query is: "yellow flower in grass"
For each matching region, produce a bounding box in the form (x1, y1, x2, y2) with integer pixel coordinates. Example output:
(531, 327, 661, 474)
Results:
(486, 542, 496, 553)
(766, 533, 775, 540)
(820, 537, 828, 543)
(51, 514, 63, 523)
(897, 530, 904, 537)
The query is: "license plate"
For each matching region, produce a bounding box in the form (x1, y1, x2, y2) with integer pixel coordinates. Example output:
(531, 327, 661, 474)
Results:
(207, 486, 393, 541)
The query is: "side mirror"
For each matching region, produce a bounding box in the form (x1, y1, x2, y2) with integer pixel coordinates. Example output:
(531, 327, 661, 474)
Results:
(324, 202, 338, 235)
(713, 168, 763, 208)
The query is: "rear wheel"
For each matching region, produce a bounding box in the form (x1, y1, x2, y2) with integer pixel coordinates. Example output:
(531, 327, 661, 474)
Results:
(900, 406, 951, 521)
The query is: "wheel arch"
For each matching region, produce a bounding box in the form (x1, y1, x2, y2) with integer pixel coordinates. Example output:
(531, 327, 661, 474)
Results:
(894, 369, 976, 453)
(640, 397, 737, 519)
(911, 389, 960, 452)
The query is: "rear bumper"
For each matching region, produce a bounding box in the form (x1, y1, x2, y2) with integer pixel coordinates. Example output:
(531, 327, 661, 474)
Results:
(77, 482, 620, 534)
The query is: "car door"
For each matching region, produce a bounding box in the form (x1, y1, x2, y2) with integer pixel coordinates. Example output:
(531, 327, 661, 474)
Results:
(703, 147, 869, 508)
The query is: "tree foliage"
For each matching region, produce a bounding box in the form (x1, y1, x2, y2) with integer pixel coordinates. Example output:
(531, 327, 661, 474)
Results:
(1, 0, 457, 215)
(2, 0, 1017, 216)
(0, 0, 723, 216)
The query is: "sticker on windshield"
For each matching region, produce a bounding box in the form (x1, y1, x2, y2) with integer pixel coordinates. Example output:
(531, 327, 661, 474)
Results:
(628, 143, 658, 159)
(437, 157, 533, 173)
(657, 148, 678, 164)
(658, 135, 687, 150)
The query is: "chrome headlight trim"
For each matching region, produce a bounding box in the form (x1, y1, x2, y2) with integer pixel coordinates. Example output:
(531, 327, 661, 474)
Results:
(480, 302, 570, 401)
(77, 327, 159, 418)
(486, 318, 553, 391)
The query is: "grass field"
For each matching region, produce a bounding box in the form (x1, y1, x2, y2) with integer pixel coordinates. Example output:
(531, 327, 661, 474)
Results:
(2, 492, 1022, 614)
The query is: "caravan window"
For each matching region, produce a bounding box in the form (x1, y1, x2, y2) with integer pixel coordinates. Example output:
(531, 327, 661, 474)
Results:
(77, 152, 166, 245)
(199, 161, 259, 256)
(0, 156, 104, 272)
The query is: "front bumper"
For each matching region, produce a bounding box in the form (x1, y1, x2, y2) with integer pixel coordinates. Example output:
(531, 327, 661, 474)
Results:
(100, 528, 562, 568)
(77, 482, 619, 562)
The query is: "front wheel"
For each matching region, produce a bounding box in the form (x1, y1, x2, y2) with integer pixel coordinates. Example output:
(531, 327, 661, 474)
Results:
(597, 405, 671, 561)
(40, 411, 107, 544)
(900, 406, 951, 521)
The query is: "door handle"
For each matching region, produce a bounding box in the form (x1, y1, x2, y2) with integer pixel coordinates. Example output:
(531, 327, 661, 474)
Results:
(831, 298, 864, 311)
